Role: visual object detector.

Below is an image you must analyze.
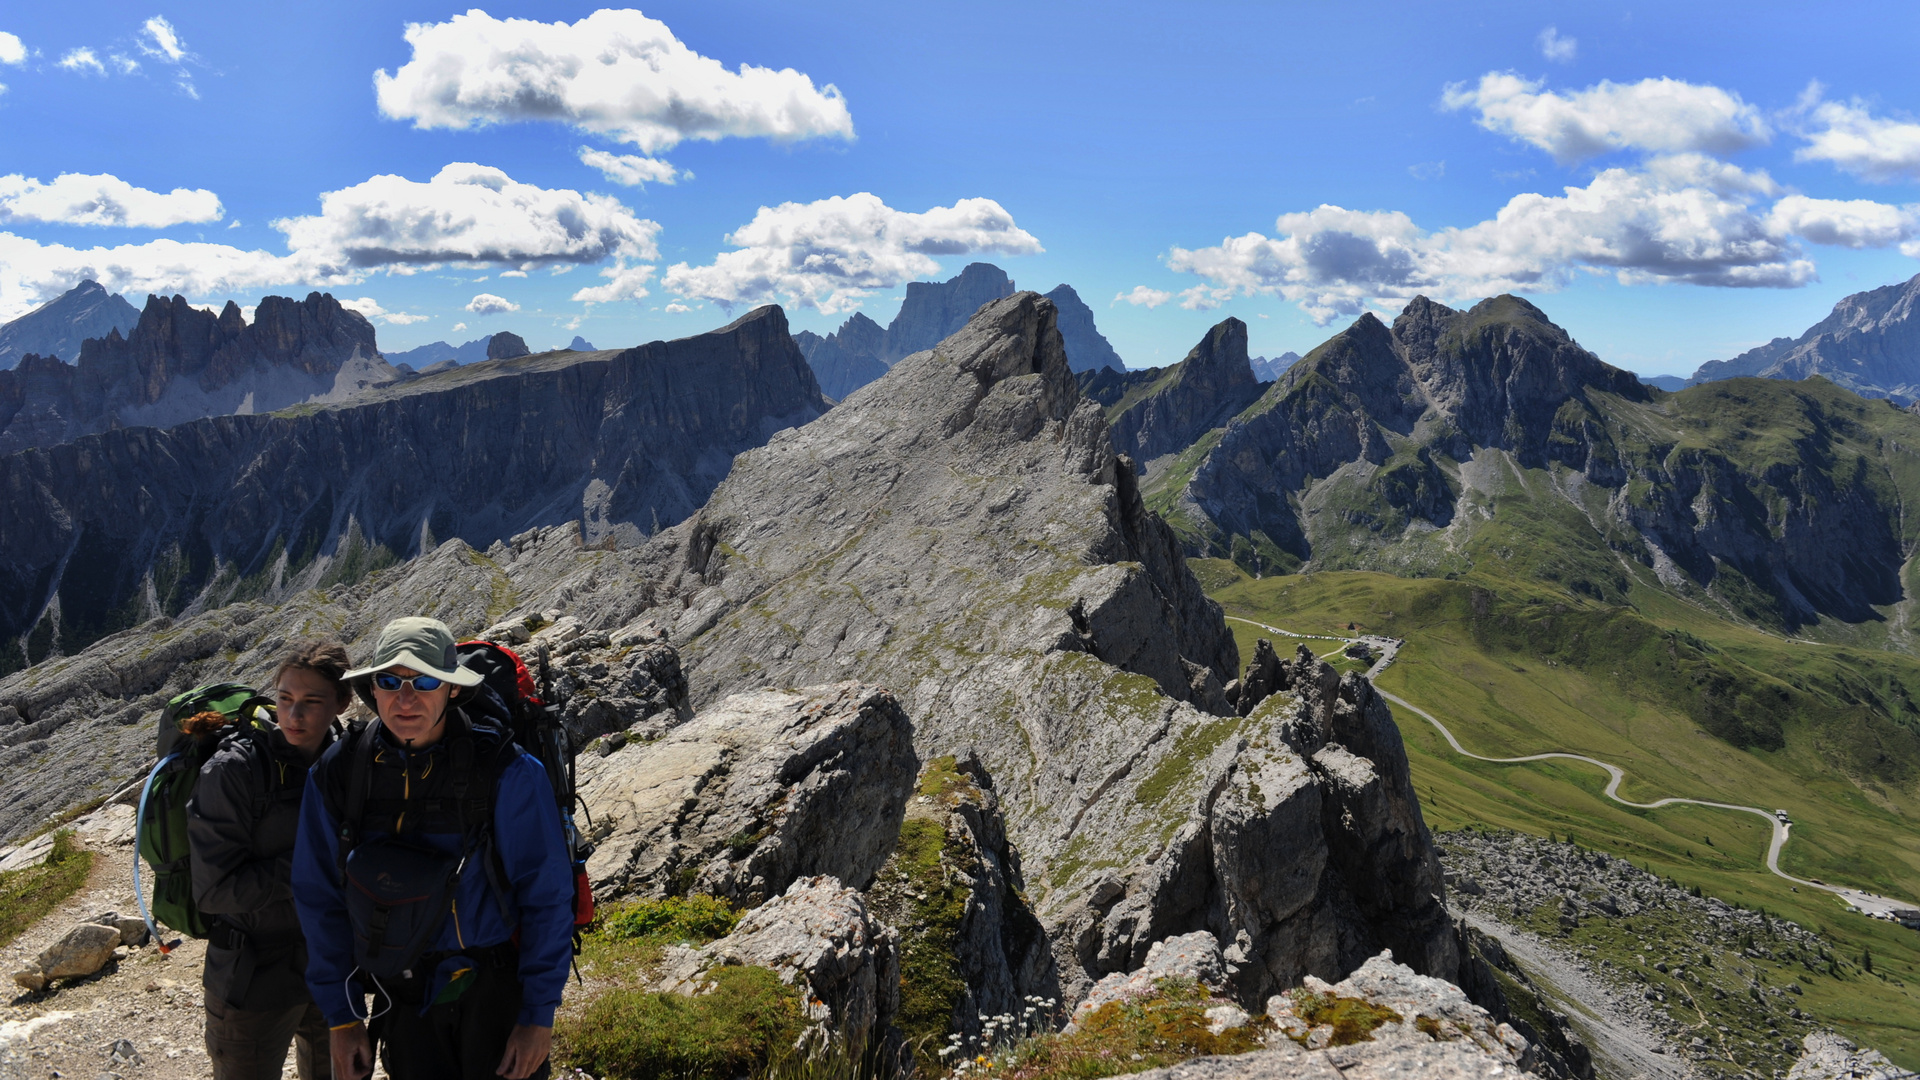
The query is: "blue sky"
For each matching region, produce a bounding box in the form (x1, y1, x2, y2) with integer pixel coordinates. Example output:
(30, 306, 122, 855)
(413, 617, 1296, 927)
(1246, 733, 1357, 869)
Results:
(2, 2, 1919, 376)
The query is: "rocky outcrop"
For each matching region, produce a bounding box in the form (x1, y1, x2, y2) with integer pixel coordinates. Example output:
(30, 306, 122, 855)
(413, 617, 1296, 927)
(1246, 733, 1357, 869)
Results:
(795, 312, 889, 400)
(0, 291, 389, 453)
(0, 281, 140, 369)
(880, 262, 1016, 361)
(551, 292, 1457, 1005)
(1106, 318, 1263, 466)
(1693, 272, 1920, 402)
(1788, 1032, 1916, 1079)
(1071, 931, 1230, 1026)
(0, 305, 827, 667)
(1044, 284, 1124, 372)
(486, 331, 530, 360)
(868, 754, 1057, 1051)
(575, 682, 918, 906)
(658, 876, 902, 1059)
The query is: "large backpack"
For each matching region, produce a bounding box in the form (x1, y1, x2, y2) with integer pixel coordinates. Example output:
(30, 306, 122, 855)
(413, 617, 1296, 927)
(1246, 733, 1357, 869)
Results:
(134, 683, 276, 951)
(455, 640, 595, 939)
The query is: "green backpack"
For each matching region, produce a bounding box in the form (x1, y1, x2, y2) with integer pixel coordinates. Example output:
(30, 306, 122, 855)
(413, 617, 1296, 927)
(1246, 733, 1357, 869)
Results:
(134, 683, 275, 950)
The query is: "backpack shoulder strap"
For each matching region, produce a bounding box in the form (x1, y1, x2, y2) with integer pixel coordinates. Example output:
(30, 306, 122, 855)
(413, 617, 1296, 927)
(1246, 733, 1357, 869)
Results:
(335, 722, 379, 881)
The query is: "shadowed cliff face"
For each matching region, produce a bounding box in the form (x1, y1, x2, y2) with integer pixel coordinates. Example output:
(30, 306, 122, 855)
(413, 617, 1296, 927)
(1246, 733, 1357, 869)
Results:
(549, 292, 1456, 1003)
(1155, 294, 1919, 630)
(0, 306, 826, 669)
(1104, 317, 1264, 465)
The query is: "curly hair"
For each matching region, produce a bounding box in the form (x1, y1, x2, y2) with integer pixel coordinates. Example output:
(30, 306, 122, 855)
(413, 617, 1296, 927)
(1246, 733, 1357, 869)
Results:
(274, 639, 352, 707)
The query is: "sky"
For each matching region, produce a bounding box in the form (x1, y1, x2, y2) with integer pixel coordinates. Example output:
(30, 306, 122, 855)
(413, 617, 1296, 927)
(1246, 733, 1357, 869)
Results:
(2, 2, 1919, 376)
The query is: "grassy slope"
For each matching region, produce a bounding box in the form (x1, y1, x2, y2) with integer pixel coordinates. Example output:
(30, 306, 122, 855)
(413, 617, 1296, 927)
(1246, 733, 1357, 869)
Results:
(1203, 563, 1920, 1066)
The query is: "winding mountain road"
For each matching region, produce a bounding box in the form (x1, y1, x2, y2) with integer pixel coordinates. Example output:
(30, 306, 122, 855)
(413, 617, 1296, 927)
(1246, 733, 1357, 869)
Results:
(1225, 615, 1918, 921)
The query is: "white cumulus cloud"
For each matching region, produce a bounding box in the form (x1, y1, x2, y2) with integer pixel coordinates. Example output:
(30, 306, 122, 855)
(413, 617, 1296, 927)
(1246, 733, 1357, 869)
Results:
(1443, 73, 1769, 163)
(273, 162, 660, 276)
(465, 292, 519, 315)
(59, 48, 106, 75)
(374, 9, 854, 155)
(339, 296, 431, 325)
(578, 147, 681, 187)
(1114, 285, 1173, 308)
(1766, 195, 1920, 253)
(0, 172, 222, 227)
(1794, 93, 1920, 183)
(661, 192, 1041, 314)
(0, 163, 662, 320)
(1537, 27, 1577, 64)
(1170, 155, 1828, 324)
(0, 31, 25, 66)
(571, 264, 656, 305)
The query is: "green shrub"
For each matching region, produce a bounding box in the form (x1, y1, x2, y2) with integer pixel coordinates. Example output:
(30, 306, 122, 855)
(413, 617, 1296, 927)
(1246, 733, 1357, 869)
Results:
(600, 894, 741, 944)
(0, 831, 93, 949)
(993, 978, 1268, 1079)
(556, 965, 806, 1080)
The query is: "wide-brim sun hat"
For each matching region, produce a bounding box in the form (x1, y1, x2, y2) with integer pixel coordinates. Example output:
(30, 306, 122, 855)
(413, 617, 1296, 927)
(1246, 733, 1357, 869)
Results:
(342, 616, 484, 687)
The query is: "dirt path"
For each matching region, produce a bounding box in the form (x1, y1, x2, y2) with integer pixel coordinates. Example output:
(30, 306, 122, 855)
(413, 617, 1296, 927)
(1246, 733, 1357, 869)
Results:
(0, 805, 228, 1080)
(1461, 909, 1696, 1080)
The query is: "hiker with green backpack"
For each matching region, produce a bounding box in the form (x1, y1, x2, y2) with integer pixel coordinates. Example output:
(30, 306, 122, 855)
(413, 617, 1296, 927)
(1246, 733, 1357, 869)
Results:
(187, 641, 351, 1080)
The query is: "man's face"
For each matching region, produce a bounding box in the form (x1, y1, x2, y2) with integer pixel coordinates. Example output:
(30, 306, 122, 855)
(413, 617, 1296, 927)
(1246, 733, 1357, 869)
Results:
(275, 667, 341, 757)
(371, 666, 453, 746)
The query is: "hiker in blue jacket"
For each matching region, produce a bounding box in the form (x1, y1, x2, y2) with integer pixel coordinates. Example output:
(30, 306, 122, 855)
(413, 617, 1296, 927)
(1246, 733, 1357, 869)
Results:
(290, 617, 573, 1080)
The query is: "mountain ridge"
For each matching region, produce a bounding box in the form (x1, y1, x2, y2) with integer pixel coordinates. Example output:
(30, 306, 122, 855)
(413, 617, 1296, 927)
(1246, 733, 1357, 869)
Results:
(1691, 271, 1920, 401)
(0, 281, 141, 370)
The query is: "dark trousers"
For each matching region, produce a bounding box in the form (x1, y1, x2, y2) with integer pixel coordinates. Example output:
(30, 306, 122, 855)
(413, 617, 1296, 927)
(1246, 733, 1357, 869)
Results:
(373, 962, 550, 1080)
(205, 997, 331, 1080)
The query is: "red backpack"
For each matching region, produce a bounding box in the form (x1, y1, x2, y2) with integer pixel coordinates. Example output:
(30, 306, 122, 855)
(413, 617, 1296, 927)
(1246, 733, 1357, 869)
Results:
(456, 641, 595, 939)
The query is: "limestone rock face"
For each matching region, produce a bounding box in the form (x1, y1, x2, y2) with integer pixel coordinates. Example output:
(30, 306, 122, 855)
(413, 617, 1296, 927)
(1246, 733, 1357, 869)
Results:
(659, 875, 901, 1059)
(0, 280, 141, 369)
(868, 754, 1058, 1049)
(576, 683, 918, 906)
(0, 305, 826, 664)
(558, 292, 1454, 1004)
(880, 262, 1016, 361)
(1043, 284, 1124, 373)
(1106, 318, 1263, 466)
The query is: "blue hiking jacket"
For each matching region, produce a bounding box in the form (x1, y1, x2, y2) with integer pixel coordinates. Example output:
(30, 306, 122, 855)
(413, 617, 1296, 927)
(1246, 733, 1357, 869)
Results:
(290, 711, 573, 1028)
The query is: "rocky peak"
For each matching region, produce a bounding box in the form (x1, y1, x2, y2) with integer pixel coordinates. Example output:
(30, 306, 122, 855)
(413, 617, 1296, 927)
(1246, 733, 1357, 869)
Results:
(880, 262, 1017, 361)
(1043, 284, 1125, 372)
(1692, 271, 1920, 401)
(0, 281, 141, 370)
(1108, 316, 1264, 464)
(795, 311, 890, 400)
(487, 331, 530, 360)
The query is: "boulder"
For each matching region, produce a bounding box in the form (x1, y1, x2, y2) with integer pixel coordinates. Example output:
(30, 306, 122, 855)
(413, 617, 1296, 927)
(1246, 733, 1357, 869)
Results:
(35, 922, 122, 979)
(577, 683, 917, 906)
(659, 875, 900, 1058)
(1788, 1031, 1911, 1080)
(1071, 931, 1230, 1027)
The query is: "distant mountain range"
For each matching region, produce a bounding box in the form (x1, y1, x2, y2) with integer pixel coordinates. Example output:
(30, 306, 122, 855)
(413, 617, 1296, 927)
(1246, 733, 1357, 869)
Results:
(0, 292, 387, 453)
(1248, 352, 1300, 381)
(0, 281, 141, 369)
(794, 263, 1123, 400)
(1689, 271, 1920, 402)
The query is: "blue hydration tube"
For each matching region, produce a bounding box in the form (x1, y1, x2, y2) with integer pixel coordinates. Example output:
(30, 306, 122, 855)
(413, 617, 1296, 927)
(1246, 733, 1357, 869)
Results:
(132, 751, 181, 954)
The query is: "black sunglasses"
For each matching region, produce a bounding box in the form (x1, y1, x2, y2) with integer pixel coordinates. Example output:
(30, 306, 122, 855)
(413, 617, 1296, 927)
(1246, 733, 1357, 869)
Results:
(371, 672, 447, 693)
